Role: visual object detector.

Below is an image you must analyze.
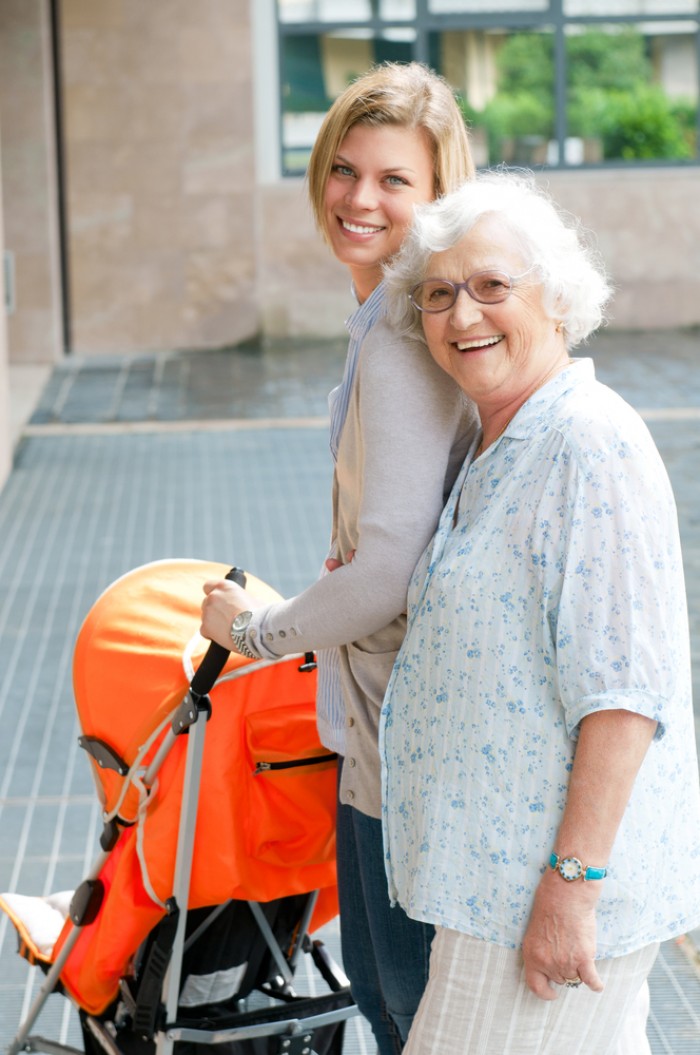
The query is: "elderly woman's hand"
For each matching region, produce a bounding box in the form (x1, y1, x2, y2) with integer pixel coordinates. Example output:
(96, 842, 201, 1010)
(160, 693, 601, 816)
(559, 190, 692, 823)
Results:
(522, 869, 604, 1000)
(521, 710, 657, 1000)
(200, 579, 263, 651)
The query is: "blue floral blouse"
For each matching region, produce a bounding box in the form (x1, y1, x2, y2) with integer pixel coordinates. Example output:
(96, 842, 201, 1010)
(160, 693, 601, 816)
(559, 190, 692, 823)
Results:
(379, 359, 700, 957)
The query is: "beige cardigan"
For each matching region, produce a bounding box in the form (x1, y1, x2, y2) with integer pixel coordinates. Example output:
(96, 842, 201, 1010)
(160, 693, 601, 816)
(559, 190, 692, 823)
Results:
(246, 316, 478, 816)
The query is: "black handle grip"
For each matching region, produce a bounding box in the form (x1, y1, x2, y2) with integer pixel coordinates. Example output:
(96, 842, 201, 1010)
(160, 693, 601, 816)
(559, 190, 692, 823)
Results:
(190, 567, 247, 699)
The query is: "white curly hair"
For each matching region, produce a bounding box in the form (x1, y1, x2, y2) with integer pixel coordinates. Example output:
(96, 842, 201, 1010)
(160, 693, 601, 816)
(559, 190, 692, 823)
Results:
(384, 169, 612, 349)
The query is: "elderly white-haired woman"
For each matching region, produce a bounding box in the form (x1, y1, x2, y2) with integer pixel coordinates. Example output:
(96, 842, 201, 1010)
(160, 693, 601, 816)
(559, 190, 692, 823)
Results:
(378, 171, 700, 1055)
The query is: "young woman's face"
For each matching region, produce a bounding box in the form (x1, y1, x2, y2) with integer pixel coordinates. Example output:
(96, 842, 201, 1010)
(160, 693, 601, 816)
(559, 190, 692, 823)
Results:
(324, 122, 436, 303)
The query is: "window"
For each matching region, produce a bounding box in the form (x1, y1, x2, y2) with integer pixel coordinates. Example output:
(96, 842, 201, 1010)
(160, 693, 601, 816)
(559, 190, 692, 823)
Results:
(280, 28, 416, 173)
(276, 0, 699, 172)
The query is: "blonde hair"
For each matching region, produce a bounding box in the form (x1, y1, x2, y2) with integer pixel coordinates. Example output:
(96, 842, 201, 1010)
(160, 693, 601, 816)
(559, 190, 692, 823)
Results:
(307, 62, 474, 244)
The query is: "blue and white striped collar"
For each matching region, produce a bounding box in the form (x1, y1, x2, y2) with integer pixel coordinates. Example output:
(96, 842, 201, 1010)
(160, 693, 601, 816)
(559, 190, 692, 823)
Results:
(345, 281, 387, 339)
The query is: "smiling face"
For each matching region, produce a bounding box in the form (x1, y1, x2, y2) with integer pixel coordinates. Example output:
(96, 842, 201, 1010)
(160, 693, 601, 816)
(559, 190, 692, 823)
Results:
(420, 214, 568, 428)
(323, 122, 436, 302)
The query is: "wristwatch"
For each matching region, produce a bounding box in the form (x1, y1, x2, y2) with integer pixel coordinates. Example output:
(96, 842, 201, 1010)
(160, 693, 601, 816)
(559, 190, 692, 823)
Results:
(549, 852, 607, 882)
(230, 610, 257, 659)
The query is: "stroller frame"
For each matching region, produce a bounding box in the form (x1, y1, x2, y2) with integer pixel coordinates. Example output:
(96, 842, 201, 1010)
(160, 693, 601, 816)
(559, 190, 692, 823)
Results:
(6, 570, 356, 1055)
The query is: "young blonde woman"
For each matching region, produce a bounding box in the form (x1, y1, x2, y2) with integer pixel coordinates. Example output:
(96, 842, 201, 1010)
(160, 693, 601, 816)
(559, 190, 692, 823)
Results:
(201, 63, 478, 1053)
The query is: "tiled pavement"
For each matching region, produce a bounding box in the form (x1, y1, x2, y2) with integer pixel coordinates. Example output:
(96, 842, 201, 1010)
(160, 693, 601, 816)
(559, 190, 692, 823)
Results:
(1, 328, 700, 1053)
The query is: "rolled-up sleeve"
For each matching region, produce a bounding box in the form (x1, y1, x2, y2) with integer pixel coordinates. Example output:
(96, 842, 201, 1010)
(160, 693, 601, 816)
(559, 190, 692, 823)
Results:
(553, 424, 687, 740)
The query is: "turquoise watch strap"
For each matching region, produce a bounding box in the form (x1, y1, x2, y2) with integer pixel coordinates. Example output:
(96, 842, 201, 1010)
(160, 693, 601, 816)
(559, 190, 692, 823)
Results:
(549, 852, 607, 882)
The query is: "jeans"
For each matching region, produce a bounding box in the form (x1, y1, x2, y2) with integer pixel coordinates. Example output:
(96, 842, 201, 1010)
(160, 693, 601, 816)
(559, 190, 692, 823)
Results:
(336, 778, 434, 1055)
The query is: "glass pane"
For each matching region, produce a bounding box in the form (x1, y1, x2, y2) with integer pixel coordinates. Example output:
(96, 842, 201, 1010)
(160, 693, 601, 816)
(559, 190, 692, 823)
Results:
(280, 32, 415, 174)
(429, 0, 548, 12)
(431, 28, 555, 167)
(278, 0, 372, 24)
(565, 1, 698, 16)
(278, 0, 416, 22)
(380, 0, 416, 18)
(565, 23, 698, 163)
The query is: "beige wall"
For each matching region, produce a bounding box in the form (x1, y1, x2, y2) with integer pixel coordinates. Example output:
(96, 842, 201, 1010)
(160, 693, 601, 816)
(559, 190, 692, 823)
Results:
(0, 0, 64, 365)
(256, 178, 353, 339)
(545, 167, 700, 331)
(61, 0, 256, 355)
(0, 130, 11, 491)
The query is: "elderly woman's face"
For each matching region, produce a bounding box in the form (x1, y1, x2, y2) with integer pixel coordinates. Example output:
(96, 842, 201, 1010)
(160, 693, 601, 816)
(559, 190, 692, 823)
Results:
(420, 215, 563, 413)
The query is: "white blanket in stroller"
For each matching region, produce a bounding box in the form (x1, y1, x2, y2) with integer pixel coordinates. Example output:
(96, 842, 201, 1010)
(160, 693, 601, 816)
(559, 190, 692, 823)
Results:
(0, 891, 73, 962)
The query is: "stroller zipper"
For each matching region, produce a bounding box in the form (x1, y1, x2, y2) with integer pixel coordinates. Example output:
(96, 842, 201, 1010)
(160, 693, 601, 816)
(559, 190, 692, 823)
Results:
(254, 752, 337, 775)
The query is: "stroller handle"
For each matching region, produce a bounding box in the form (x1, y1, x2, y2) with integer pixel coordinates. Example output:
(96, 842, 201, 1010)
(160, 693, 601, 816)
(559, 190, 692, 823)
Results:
(190, 566, 247, 699)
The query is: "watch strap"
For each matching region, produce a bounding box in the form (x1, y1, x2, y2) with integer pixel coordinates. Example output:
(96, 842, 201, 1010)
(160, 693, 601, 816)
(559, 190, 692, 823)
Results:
(230, 611, 257, 659)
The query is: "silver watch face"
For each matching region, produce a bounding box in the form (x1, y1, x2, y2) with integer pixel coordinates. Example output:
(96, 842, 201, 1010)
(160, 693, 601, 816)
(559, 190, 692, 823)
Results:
(232, 611, 252, 633)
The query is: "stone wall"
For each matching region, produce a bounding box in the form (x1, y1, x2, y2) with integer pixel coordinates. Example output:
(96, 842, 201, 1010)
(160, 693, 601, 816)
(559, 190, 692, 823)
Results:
(60, 0, 256, 354)
(546, 167, 700, 331)
(0, 129, 10, 490)
(0, 0, 63, 365)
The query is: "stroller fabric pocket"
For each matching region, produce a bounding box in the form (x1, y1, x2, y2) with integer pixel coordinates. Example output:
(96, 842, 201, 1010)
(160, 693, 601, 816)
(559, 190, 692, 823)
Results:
(245, 702, 338, 869)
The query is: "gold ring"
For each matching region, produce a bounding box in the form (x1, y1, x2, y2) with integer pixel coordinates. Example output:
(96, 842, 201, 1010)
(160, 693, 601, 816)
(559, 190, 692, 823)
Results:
(563, 977, 582, 988)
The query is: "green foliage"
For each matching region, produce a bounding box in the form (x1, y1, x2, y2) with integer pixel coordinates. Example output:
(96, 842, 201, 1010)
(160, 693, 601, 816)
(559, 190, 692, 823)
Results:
(480, 93, 552, 162)
(473, 27, 696, 163)
(495, 32, 553, 99)
(568, 87, 610, 140)
(564, 29, 694, 159)
(599, 86, 695, 160)
(483, 93, 553, 139)
(476, 32, 554, 160)
(670, 97, 699, 154)
(566, 28, 650, 93)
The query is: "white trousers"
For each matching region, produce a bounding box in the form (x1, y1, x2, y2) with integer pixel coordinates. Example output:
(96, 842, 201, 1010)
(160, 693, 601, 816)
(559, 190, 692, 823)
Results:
(404, 927, 659, 1055)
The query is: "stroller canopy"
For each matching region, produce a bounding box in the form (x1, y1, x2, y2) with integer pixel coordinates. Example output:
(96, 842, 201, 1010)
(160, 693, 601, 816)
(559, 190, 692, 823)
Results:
(20, 559, 339, 1014)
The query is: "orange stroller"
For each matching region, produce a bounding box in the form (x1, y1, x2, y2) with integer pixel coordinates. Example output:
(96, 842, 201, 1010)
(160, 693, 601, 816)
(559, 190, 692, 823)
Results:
(1, 559, 356, 1055)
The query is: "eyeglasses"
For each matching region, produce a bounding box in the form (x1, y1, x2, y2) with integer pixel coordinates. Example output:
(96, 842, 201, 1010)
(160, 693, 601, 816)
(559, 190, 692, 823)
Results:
(409, 269, 533, 314)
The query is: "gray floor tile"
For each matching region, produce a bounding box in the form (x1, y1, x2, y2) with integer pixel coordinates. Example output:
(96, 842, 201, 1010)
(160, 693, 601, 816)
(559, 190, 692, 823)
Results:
(2, 329, 700, 1054)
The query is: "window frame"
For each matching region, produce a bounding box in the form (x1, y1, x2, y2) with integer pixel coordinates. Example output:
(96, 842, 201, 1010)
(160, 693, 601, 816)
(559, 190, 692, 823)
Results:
(276, 0, 700, 173)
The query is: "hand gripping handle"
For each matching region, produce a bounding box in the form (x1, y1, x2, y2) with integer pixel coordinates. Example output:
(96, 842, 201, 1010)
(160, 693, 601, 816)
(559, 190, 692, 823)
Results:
(189, 566, 247, 699)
